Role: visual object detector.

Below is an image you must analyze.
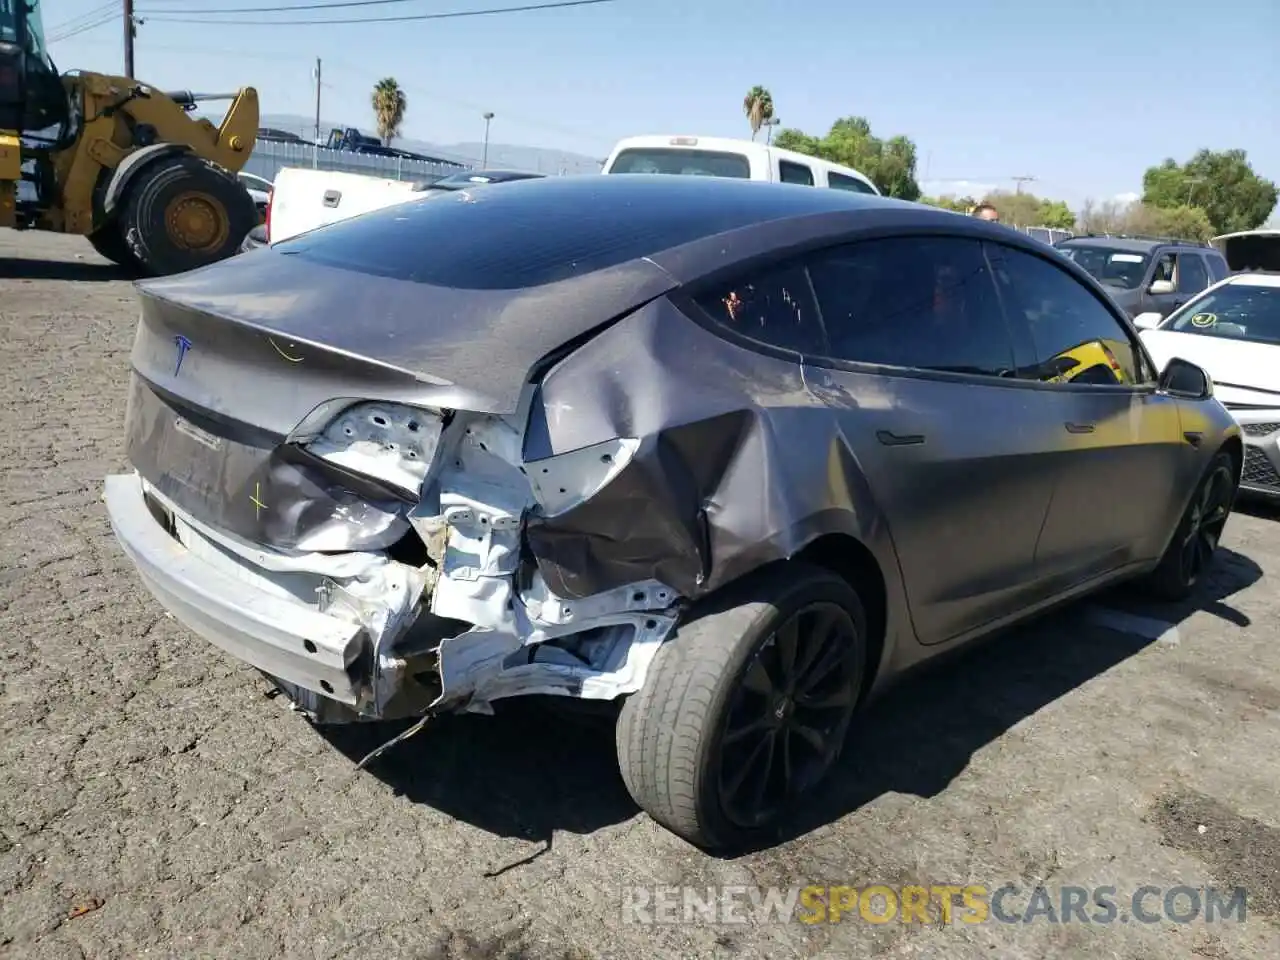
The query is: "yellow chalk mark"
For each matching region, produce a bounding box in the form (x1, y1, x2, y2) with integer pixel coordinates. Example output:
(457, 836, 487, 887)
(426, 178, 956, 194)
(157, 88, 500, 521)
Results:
(251, 482, 268, 519)
(269, 337, 304, 362)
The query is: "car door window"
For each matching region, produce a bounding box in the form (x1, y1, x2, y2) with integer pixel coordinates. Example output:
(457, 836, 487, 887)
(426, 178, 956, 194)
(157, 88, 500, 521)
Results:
(987, 243, 1151, 385)
(778, 161, 815, 186)
(1207, 253, 1229, 283)
(1152, 253, 1176, 284)
(693, 261, 828, 355)
(805, 236, 1016, 377)
(1177, 253, 1209, 294)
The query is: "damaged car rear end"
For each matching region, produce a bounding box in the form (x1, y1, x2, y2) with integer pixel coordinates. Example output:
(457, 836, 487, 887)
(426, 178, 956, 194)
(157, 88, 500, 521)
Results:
(104, 180, 711, 726)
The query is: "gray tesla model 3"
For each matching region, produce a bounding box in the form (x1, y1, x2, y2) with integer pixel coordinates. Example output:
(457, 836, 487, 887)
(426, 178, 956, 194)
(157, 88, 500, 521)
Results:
(103, 174, 1242, 851)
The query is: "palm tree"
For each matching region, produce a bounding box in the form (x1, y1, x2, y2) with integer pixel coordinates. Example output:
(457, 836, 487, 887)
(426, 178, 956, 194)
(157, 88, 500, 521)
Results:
(372, 77, 408, 147)
(743, 86, 774, 141)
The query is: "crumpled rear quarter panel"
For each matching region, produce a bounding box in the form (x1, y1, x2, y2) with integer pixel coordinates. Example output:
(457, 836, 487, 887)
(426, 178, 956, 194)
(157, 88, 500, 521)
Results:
(525, 297, 895, 601)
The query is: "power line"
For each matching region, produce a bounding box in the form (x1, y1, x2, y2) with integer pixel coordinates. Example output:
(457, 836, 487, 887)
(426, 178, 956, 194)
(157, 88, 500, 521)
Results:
(140, 0, 469, 13)
(137, 0, 617, 26)
(47, 2, 121, 43)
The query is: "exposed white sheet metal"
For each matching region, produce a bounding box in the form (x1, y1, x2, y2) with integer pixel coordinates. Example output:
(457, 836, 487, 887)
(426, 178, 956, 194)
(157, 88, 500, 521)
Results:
(307, 401, 443, 494)
(525, 437, 641, 516)
(403, 412, 681, 712)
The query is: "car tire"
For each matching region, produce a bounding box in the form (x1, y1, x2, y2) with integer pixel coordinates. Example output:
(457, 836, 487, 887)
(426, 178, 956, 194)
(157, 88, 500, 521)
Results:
(121, 155, 258, 277)
(1140, 449, 1237, 602)
(615, 561, 867, 851)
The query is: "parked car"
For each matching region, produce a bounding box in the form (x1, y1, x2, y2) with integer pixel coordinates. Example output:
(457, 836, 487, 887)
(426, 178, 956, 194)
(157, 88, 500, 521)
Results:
(103, 175, 1242, 851)
(1054, 235, 1229, 320)
(603, 134, 880, 194)
(236, 171, 273, 222)
(1135, 262, 1280, 500)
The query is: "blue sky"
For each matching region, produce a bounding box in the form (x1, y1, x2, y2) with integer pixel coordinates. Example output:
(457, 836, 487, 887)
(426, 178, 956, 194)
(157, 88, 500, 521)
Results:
(44, 0, 1280, 210)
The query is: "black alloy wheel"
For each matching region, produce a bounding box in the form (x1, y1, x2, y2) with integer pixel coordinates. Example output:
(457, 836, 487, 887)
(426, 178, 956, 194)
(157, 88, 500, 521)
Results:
(718, 601, 862, 829)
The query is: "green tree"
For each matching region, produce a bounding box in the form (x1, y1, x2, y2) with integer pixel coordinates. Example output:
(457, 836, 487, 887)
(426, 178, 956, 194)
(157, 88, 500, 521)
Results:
(773, 116, 921, 200)
(1127, 203, 1216, 242)
(742, 86, 775, 141)
(372, 77, 407, 146)
(1141, 149, 1277, 234)
(1037, 200, 1076, 229)
(919, 194, 974, 213)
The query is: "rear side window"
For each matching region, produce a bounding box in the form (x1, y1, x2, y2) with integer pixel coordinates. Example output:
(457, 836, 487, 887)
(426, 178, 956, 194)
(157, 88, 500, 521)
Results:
(694, 262, 827, 355)
(1207, 254, 1229, 282)
(805, 236, 1016, 376)
(1178, 253, 1209, 293)
(606, 147, 751, 179)
(827, 172, 877, 194)
(779, 160, 815, 186)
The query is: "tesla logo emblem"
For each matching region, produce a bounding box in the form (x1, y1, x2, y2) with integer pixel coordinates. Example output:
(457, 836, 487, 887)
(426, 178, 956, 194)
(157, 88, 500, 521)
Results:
(173, 335, 192, 376)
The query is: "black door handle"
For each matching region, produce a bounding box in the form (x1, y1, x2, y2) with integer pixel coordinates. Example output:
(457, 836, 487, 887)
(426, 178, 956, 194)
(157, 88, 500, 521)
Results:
(876, 430, 925, 446)
(1184, 431, 1203, 447)
(1064, 422, 1095, 434)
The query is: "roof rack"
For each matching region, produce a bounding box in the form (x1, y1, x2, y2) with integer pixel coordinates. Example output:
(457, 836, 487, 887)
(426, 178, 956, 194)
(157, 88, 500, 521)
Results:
(1069, 233, 1213, 248)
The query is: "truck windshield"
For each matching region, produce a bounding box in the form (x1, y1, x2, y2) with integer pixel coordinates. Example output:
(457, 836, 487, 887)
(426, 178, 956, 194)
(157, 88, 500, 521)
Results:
(607, 147, 751, 179)
(1058, 245, 1149, 289)
(1, 0, 46, 54)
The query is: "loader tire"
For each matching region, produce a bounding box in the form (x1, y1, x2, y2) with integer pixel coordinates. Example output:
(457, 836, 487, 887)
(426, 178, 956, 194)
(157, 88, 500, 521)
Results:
(121, 155, 257, 277)
(87, 223, 139, 272)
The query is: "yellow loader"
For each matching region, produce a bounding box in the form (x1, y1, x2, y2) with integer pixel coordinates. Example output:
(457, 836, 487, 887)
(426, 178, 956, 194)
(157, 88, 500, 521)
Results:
(1, 0, 259, 275)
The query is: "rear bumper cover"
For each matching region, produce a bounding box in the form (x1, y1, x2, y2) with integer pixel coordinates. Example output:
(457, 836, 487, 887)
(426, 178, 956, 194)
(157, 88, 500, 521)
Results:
(103, 472, 369, 704)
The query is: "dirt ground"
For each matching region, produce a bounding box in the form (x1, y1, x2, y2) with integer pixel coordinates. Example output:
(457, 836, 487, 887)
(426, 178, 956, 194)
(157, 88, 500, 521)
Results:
(1, 231, 1278, 960)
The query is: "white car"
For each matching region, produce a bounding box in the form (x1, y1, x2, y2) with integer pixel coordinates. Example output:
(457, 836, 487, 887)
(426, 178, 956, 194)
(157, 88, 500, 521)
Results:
(1135, 269, 1280, 500)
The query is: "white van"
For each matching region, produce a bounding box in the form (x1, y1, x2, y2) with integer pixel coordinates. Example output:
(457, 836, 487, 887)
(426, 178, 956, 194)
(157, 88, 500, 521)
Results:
(602, 135, 880, 195)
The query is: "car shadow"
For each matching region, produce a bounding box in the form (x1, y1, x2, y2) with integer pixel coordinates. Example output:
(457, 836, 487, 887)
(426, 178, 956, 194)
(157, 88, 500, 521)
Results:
(766, 545, 1263, 853)
(319, 698, 637, 866)
(0, 256, 132, 282)
(1236, 495, 1280, 524)
(315, 546, 1262, 861)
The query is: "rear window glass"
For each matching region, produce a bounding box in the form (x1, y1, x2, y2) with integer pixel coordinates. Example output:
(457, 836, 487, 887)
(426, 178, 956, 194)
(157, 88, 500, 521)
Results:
(271, 175, 856, 290)
(607, 148, 752, 179)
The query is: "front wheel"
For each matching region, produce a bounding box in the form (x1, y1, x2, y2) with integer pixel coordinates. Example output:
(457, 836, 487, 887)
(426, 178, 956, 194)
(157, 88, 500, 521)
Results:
(121, 155, 258, 277)
(1140, 450, 1237, 601)
(616, 562, 867, 851)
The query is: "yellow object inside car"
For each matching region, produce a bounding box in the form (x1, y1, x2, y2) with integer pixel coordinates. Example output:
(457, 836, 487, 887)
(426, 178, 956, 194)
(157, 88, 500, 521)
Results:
(1041, 340, 1131, 385)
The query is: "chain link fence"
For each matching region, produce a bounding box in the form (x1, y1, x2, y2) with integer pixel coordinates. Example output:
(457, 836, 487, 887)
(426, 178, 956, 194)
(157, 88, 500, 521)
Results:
(241, 139, 473, 185)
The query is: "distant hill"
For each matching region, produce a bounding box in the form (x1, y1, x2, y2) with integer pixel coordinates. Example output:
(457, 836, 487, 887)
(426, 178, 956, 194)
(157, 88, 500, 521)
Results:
(253, 113, 604, 176)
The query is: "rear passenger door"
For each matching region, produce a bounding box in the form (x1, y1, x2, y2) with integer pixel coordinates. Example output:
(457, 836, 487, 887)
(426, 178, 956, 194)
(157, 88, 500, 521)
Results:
(987, 241, 1188, 579)
(801, 236, 1068, 645)
(778, 159, 815, 186)
(1177, 252, 1211, 302)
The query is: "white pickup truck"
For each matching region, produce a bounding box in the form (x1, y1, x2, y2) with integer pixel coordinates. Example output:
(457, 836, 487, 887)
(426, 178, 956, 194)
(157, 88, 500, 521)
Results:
(242, 167, 546, 250)
(242, 135, 880, 251)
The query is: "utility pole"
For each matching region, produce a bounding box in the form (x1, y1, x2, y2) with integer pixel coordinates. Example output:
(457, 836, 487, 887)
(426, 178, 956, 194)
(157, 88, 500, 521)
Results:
(1012, 175, 1036, 194)
(313, 59, 322, 144)
(123, 0, 136, 77)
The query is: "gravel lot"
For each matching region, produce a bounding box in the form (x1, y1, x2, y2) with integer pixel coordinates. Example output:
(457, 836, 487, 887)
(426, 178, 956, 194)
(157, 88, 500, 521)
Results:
(2, 231, 1279, 960)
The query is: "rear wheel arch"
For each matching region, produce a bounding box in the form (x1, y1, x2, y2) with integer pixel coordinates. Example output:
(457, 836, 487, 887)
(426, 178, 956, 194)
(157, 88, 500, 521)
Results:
(1220, 434, 1244, 482)
(792, 533, 888, 699)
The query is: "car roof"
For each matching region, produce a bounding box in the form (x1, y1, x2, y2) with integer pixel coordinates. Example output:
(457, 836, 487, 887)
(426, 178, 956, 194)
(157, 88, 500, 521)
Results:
(1057, 235, 1214, 253)
(268, 173, 1103, 293)
(1223, 272, 1280, 288)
